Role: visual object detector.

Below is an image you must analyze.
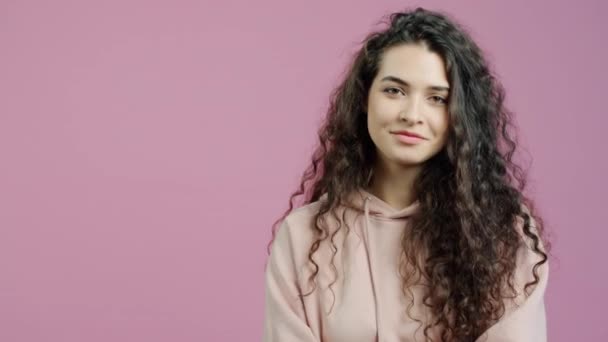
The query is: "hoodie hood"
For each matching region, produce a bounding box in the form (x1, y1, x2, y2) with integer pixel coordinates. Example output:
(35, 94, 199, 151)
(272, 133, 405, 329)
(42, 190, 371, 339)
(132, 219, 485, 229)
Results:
(320, 187, 420, 220)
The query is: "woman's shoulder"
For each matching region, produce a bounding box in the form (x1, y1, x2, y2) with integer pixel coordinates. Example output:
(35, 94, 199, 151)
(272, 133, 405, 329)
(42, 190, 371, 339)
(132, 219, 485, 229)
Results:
(272, 196, 335, 257)
(267, 203, 317, 280)
(279, 198, 325, 238)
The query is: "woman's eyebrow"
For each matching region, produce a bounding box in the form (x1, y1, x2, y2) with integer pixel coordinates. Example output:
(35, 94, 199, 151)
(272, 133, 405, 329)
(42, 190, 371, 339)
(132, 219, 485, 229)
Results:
(381, 75, 450, 92)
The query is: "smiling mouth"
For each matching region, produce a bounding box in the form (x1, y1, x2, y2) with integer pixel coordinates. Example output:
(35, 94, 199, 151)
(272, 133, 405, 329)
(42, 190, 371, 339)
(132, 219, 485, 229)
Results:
(391, 130, 426, 139)
(392, 132, 425, 145)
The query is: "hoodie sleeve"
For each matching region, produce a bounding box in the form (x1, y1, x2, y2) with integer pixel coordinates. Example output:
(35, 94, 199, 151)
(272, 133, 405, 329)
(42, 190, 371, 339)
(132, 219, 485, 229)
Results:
(263, 218, 319, 342)
(475, 213, 550, 342)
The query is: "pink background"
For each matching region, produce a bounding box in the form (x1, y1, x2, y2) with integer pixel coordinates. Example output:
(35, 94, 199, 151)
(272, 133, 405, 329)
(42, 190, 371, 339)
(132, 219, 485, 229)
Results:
(1, 0, 605, 340)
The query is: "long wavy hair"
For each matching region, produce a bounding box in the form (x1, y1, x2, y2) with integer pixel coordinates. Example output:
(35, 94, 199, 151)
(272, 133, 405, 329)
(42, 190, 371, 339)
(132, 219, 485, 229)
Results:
(267, 7, 551, 342)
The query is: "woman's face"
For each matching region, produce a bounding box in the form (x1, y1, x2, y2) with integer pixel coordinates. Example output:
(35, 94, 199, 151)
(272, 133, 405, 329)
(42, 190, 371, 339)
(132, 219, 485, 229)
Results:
(366, 43, 450, 167)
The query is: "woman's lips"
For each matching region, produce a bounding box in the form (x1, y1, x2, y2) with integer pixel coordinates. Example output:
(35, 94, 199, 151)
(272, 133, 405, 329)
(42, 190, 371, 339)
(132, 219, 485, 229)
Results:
(392, 132, 425, 145)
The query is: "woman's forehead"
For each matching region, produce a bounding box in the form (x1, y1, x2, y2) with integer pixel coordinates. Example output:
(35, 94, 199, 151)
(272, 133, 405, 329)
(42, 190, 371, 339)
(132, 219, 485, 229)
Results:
(377, 44, 449, 89)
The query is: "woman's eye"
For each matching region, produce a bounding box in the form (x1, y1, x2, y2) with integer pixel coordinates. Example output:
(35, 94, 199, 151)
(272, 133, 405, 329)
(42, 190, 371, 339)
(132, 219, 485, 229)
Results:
(430, 96, 447, 104)
(384, 87, 403, 95)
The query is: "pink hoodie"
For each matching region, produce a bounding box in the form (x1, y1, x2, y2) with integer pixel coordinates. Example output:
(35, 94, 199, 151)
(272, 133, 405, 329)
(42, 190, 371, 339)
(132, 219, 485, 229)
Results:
(263, 188, 549, 342)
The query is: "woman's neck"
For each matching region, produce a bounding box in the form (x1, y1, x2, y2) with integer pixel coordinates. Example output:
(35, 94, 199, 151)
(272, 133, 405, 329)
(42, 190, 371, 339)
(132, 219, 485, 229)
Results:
(366, 161, 422, 210)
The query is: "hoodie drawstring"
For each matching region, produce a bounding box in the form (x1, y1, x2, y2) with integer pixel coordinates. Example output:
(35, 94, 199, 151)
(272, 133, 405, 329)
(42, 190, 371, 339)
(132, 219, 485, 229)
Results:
(363, 196, 380, 340)
(364, 195, 370, 232)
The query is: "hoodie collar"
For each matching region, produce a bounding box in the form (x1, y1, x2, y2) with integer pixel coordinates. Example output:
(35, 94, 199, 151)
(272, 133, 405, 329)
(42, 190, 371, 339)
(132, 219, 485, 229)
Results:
(321, 188, 420, 220)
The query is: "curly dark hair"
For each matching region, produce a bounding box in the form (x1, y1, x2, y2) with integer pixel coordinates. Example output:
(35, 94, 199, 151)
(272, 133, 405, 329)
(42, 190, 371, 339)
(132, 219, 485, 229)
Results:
(267, 6, 551, 342)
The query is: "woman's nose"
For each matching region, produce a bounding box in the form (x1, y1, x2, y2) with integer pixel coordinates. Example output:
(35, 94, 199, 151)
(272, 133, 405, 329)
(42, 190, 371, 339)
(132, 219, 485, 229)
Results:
(398, 95, 423, 122)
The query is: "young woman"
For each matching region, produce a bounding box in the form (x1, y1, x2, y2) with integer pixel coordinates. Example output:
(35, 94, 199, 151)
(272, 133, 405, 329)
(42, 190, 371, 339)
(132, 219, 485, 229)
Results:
(263, 7, 551, 342)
